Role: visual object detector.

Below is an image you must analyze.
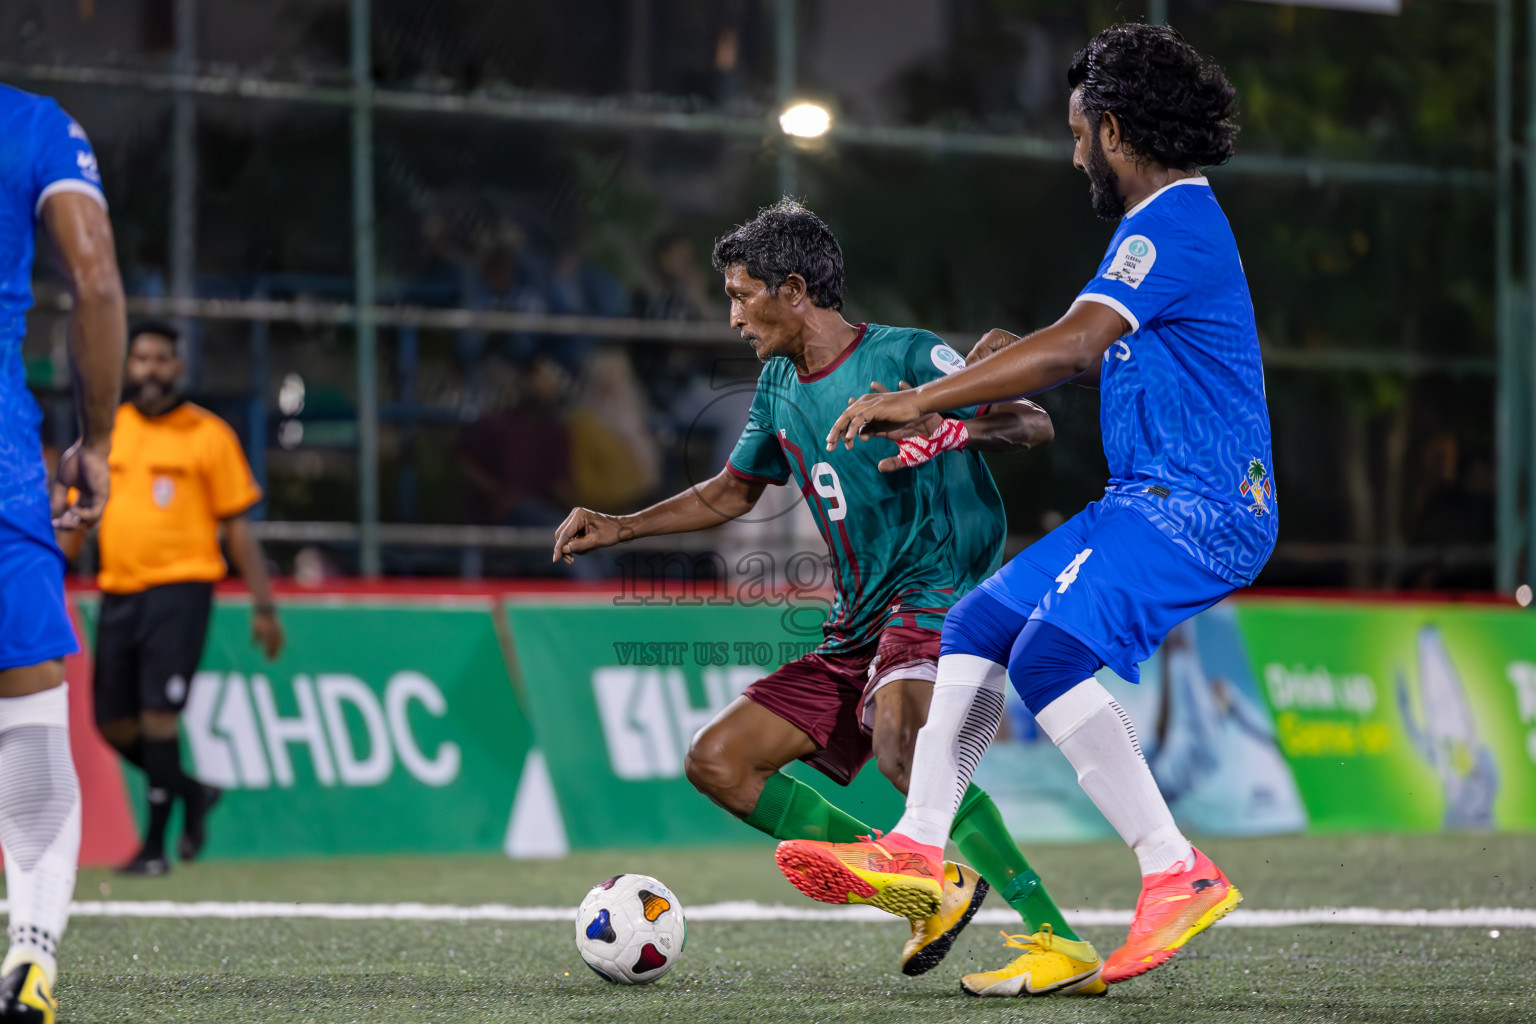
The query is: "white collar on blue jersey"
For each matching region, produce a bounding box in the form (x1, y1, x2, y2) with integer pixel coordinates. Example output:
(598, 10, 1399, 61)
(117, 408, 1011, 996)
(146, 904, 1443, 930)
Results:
(1124, 175, 1210, 219)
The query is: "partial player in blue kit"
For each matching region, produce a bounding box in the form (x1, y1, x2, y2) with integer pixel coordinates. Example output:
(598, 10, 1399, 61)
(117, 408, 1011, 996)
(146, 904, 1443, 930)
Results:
(777, 24, 1272, 995)
(973, 169, 1276, 693)
(0, 84, 128, 1022)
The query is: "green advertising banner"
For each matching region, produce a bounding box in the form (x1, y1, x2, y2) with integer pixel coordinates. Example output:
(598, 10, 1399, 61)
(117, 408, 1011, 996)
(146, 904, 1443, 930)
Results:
(1233, 601, 1536, 833)
(503, 601, 906, 850)
(84, 598, 534, 858)
(78, 592, 1536, 861)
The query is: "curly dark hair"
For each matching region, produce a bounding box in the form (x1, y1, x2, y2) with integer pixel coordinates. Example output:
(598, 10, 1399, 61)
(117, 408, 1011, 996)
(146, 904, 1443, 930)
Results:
(711, 198, 844, 310)
(1068, 24, 1238, 171)
(129, 320, 181, 348)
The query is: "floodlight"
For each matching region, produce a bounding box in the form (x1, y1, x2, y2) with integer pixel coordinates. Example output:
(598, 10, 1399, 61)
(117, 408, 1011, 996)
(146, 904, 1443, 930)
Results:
(779, 102, 831, 138)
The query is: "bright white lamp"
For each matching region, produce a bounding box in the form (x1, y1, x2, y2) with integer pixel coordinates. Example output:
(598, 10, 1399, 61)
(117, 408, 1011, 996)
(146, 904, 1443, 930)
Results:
(779, 102, 832, 138)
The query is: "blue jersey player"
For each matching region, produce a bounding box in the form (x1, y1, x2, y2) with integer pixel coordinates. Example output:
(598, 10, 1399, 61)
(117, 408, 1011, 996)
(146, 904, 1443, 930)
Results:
(0, 84, 127, 1022)
(776, 25, 1270, 995)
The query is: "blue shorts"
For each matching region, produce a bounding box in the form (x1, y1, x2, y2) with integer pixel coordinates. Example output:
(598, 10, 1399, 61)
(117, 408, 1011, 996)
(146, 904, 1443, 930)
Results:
(0, 495, 77, 672)
(976, 501, 1233, 683)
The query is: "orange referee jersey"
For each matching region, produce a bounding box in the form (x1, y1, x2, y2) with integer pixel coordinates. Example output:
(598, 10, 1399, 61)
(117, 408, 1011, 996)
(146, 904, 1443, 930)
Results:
(97, 402, 262, 595)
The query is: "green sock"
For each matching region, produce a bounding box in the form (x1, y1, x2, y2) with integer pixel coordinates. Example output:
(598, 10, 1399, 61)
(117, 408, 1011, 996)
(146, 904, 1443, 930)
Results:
(741, 772, 873, 843)
(950, 783, 1080, 941)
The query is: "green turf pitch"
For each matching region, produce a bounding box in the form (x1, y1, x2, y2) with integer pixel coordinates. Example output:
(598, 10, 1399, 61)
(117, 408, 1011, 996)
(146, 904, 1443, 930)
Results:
(35, 834, 1536, 1023)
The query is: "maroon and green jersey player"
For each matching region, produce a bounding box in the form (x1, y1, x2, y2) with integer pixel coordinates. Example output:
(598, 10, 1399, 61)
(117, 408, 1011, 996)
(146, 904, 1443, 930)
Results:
(552, 200, 1087, 971)
(726, 321, 1009, 653)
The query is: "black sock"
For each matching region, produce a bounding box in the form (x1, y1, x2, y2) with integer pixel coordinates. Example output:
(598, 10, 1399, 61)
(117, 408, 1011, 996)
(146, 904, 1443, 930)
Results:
(111, 738, 145, 771)
(142, 786, 172, 858)
(141, 738, 193, 857)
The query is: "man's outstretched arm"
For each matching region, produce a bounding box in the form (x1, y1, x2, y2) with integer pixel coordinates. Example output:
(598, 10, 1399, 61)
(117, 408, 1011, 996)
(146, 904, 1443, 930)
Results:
(963, 399, 1053, 451)
(869, 381, 1053, 473)
(553, 468, 769, 562)
(830, 301, 1126, 450)
(43, 191, 125, 529)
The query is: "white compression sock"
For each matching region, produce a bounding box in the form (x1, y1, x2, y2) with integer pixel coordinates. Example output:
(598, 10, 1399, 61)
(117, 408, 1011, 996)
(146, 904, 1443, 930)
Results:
(1035, 678, 1194, 877)
(0, 685, 81, 986)
(892, 654, 1007, 849)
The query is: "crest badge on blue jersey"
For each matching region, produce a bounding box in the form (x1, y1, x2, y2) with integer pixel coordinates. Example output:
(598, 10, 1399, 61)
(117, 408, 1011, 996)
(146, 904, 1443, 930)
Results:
(1239, 458, 1273, 516)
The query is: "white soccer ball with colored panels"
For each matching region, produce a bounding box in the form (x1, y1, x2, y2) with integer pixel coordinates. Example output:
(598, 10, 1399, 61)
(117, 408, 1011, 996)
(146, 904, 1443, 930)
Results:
(575, 873, 687, 984)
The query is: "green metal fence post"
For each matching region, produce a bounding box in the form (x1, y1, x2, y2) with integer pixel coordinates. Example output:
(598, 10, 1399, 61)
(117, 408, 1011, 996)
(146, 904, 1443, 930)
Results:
(1497, 0, 1522, 592)
(170, 0, 198, 379)
(776, 0, 796, 198)
(1525, 0, 1536, 590)
(352, 0, 381, 576)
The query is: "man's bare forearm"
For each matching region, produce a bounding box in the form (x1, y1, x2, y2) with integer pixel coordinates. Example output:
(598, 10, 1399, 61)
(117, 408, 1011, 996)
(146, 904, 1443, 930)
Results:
(45, 194, 125, 445)
(72, 283, 125, 445)
(226, 517, 275, 608)
(614, 469, 766, 540)
(916, 302, 1126, 415)
(964, 399, 1053, 451)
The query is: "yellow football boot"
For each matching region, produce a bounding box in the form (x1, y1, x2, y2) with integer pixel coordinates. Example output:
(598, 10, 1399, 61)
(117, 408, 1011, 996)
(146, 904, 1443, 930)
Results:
(961, 925, 1107, 998)
(901, 861, 990, 976)
(775, 831, 944, 920)
(0, 961, 57, 1024)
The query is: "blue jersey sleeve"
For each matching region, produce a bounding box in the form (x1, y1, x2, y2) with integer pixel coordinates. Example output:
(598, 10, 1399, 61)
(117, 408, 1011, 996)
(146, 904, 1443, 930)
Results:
(30, 98, 105, 218)
(726, 374, 791, 485)
(1075, 214, 1192, 336)
(902, 331, 982, 419)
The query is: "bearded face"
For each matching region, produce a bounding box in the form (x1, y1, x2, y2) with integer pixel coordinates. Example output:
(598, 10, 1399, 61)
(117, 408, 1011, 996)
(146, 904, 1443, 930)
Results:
(1085, 126, 1124, 221)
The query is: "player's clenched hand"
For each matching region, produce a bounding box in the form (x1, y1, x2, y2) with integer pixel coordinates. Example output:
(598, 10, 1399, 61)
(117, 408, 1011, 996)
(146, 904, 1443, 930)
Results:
(51, 439, 111, 530)
(827, 387, 927, 451)
(553, 507, 627, 563)
(865, 381, 944, 442)
(967, 328, 1020, 366)
(862, 382, 946, 471)
(877, 418, 969, 473)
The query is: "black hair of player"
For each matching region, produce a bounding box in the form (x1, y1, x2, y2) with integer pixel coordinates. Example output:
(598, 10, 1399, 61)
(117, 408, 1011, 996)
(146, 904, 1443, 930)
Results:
(129, 320, 180, 350)
(711, 199, 845, 310)
(1067, 24, 1238, 171)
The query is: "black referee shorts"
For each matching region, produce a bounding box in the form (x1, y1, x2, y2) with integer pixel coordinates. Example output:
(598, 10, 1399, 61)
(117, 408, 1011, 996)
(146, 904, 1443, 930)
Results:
(93, 581, 214, 725)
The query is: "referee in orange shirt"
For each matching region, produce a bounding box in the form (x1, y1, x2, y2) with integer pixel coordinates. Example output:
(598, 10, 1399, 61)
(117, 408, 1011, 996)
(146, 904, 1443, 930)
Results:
(89, 322, 284, 875)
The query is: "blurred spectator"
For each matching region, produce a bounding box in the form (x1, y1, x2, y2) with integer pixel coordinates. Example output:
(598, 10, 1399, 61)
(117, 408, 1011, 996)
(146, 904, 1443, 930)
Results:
(670, 369, 754, 480)
(293, 545, 345, 588)
(545, 238, 631, 363)
(460, 224, 571, 371)
(1409, 432, 1495, 590)
(454, 356, 574, 526)
(1412, 433, 1494, 546)
(567, 347, 661, 513)
(640, 231, 718, 322)
(448, 213, 631, 391)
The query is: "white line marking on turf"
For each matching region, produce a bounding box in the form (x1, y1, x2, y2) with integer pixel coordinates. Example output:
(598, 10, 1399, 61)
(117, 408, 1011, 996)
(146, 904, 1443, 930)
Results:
(16, 901, 1534, 928)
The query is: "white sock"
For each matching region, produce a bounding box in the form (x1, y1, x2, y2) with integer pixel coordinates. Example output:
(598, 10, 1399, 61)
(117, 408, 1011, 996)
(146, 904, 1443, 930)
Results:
(1035, 678, 1193, 877)
(0, 685, 80, 986)
(892, 654, 1007, 849)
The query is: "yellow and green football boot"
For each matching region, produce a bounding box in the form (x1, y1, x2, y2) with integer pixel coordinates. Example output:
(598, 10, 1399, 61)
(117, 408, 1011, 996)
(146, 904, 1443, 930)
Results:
(901, 861, 990, 976)
(0, 962, 57, 1024)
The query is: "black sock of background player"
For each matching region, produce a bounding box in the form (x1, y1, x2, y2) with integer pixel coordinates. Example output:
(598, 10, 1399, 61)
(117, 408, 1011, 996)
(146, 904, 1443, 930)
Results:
(141, 738, 195, 857)
(111, 737, 145, 770)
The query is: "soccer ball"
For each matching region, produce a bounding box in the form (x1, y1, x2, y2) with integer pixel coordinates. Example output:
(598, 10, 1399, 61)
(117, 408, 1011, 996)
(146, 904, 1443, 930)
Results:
(574, 873, 687, 984)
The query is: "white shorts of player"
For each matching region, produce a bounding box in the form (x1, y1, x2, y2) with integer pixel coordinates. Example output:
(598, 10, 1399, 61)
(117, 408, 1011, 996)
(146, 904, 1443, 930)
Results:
(859, 656, 939, 733)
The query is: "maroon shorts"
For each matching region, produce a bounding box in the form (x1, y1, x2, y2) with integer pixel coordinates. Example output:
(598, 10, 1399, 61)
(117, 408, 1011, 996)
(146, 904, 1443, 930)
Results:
(741, 624, 941, 786)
